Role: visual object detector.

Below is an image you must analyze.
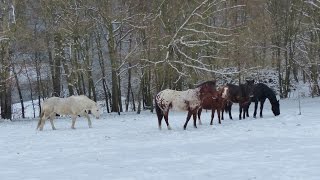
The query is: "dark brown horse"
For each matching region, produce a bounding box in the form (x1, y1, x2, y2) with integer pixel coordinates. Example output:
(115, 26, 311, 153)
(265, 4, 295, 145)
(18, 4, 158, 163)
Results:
(197, 87, 228, 125)
(155, 81, 216, 130)
(223, 80, 255, 120)
(245, 83, 280, 118)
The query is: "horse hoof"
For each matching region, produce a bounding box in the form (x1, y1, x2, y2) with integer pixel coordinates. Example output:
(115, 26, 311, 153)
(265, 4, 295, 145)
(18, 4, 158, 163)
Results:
(167, 126, 172, 130)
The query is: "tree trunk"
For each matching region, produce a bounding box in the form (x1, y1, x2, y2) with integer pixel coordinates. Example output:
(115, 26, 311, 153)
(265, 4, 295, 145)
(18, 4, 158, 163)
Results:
(126, 63, 132, 112)
(106, 20, 120, 114)
(0, 42, 12, 120)
(12, 64, 25, 118)
(62, 50, 74, 96)
(95, 32, 110, 112)
(52, 32, 63, 97)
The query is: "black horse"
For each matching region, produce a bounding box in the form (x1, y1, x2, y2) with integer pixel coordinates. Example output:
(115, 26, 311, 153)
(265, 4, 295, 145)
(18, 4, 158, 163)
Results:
(222, 80, 255, 120)
(247, 83, 280, 118)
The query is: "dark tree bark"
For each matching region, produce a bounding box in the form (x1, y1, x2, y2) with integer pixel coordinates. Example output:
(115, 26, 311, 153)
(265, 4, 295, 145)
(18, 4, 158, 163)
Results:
(12, 64, 25, 118)
(52, 33, 63, 97)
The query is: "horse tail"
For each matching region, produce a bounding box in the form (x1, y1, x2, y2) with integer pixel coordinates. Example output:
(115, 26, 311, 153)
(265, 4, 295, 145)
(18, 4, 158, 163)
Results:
(36, 110, 44, 130)
(154, 95, 164, 128)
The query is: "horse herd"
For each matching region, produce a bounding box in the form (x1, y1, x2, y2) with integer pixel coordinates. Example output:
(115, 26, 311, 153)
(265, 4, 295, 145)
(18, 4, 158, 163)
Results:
(36, 80, 280, 131)
(155, 80, 280, 130)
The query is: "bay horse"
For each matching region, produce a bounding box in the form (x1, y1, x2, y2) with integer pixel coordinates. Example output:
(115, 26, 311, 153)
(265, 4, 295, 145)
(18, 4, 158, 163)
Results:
(197, 87, 228, 125)
(223, 80, 255, 120)
(37, 95, 100, 131)
(248, 83, 280, 118)
(155, 80, 216, 130)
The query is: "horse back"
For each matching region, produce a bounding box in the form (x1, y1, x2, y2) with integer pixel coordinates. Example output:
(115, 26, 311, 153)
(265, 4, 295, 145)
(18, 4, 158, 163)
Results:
(156, 89, 201, 111)
(253, 83, 277, 101)
(67, 95, 96, 112)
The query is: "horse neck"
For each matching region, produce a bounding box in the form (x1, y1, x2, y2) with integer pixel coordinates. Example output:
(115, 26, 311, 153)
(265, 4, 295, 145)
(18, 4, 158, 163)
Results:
(265, 90, 277, 105)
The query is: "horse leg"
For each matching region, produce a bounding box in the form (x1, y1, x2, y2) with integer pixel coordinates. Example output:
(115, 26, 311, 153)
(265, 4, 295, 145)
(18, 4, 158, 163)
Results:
(260, 99, 266, 118)
(49, 114, 56, 130)
(221, 100, 227, 120)
(217, 108, 221, 124)
(242, 105, 246, 119)
(37, 111, 45, 130)
(210, 109, 215, 125)
(239, 105, 243, 120)
(157, 111, 164, 130)
(37, 119, 42, 130)
(197, 108, 203, 125)
(253, 100, 258, 118)
(243, 107, 246, 119)
(39, 112, 52, 131)
(39, 115, 47, 131)
(228, 103, 233, 120)
(221, 108, 224, 120)
(156, 106, 164, 130)
(193, 112, 197, 128)
(83, 113, 92, 128)
(183, 111, 192, 130)
(39, 119, 46, 131)
(163, 111, 171, 130)
(71, 115, 77, 129)
(246, 104, 250, 117)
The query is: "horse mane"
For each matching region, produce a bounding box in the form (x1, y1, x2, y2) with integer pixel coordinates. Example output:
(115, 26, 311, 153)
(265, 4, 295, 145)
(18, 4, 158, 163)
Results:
(257, 83, 278, 103)
(239, 84, 247, 97)
(195, 80, 216, 88)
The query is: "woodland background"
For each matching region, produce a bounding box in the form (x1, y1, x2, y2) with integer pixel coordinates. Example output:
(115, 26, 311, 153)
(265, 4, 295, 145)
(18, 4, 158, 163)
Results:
(0, 0, 320, 119)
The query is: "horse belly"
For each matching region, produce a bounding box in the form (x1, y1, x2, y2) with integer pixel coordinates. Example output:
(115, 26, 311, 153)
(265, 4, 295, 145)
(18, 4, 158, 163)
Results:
(188, 101, 201, 111)
(171, 100, 189, 111)
(172, 99, 200, 111)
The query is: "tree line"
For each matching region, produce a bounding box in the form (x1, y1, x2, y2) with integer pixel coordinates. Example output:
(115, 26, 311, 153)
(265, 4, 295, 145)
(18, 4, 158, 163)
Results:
(0, 0, 319, 119)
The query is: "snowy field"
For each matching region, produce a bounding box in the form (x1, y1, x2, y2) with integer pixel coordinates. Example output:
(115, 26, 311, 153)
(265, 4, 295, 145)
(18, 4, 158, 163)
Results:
(1, 97, 320, 180)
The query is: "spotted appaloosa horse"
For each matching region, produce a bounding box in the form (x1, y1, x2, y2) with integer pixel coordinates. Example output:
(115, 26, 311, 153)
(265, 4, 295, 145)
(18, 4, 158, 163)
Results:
(222, 80, 255, 120)
(155, 81, 216, 130)
(197, 87, 228, 125)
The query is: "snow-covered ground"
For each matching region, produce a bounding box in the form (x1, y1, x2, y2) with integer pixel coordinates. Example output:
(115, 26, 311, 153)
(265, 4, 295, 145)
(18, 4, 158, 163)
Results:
(1, 97, 320, 180)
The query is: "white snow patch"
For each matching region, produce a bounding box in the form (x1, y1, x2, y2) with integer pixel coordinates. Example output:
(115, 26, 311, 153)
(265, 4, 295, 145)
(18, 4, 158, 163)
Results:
(0, 97, 320, 179)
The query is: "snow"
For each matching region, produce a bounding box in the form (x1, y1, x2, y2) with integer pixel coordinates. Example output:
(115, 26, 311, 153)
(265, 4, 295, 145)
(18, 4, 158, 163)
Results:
(1, 97, 320, 180)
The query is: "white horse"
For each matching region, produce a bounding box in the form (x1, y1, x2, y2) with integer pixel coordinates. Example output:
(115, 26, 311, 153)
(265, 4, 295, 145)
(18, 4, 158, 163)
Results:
(37, 95, 100, 131)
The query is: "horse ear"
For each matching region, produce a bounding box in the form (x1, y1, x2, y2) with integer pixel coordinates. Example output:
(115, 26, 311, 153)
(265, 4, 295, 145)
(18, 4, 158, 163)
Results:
(246, 79, 254, 84)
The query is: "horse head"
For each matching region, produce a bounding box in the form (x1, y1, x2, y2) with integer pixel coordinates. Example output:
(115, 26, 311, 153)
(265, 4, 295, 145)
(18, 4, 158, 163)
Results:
(245, 79, 255, 98)
(91, 103, 101, 119)
(272, 100, 280, 116)
(197, 80, 217, 99)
